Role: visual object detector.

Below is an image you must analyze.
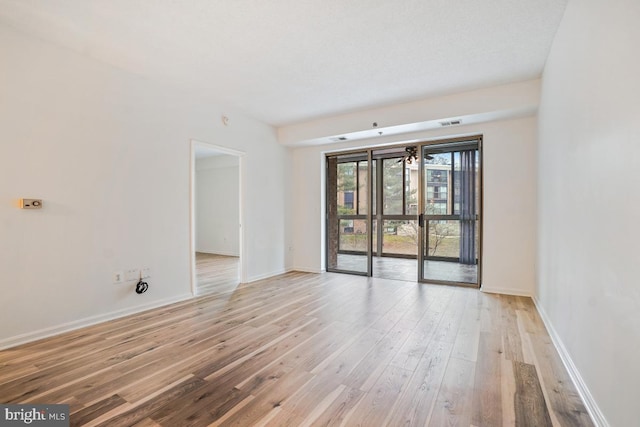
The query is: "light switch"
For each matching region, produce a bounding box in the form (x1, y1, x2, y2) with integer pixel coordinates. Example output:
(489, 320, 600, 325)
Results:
(20, 199, 43, 209)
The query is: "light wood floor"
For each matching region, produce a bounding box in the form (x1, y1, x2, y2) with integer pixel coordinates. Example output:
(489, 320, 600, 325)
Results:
(195, 252, 239, 295)
(0, 272, 592, 426)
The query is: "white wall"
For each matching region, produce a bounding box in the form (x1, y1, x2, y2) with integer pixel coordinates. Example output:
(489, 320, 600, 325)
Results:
(536, 0, 640, 425)
(195, 155, 240, 256)
(291, 116, 537, 296)
(279, 79, 540, 146)
(0, 24, 291, 347)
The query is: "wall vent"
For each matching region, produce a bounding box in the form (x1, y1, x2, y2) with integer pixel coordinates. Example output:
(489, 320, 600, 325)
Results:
(329, 136, 349, 142)
(440, 119, 462, 127)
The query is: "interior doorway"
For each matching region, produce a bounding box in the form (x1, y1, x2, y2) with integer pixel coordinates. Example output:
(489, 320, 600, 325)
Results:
(325, 136, 481, 287)
(190, 140, 245, 295)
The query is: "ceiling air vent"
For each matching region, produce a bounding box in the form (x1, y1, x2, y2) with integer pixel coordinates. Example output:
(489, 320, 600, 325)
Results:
(440, 119, 462, 127)
(329, 136, 349, 142)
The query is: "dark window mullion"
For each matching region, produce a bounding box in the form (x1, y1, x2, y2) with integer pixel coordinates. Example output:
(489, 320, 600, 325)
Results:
(356, 161, 360, 215)
(402, 161, 406, 215)
(450, 152, 454, 214)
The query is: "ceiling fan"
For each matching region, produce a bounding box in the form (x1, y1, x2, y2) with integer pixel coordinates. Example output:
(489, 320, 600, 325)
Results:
(398, 146, 432, 164)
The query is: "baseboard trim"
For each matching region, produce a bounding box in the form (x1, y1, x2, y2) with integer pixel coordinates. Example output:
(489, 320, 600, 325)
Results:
(532, 297, 608, 427)
(290, 266, 323, 274)
(0, 293, 194, 351)
(195, 250, 240, 257)
(481, 286, 533, 297)
(246, 269, 291, 283)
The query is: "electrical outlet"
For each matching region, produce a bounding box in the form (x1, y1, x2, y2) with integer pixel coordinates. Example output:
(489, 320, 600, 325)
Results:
(113, 271, 124, 284)
(125, 269, 139, 282)
(141, 267, 151, 279)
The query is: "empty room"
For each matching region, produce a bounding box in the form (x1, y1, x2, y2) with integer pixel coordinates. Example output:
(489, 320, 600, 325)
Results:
(0, 0, 638, 426)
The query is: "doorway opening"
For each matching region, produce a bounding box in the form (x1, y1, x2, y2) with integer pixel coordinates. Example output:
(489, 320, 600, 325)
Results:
(190, 140, 245, 295)
(325, 136, 482, 287)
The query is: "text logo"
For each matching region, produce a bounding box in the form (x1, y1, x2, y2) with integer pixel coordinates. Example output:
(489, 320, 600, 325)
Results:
(0, 405, 69, 426)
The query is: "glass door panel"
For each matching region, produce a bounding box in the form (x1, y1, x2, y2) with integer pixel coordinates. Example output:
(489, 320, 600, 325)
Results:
(326, 153, 370, 275)
(419, 141, 480, 285)
(382, 219, 418, 257)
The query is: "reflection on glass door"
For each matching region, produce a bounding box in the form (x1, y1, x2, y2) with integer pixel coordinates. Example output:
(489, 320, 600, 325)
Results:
(418, 140, 481, 286)
(326, 152, 370, 275)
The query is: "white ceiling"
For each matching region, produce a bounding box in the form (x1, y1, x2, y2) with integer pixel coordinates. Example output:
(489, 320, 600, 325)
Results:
(0, 0, 567, 126)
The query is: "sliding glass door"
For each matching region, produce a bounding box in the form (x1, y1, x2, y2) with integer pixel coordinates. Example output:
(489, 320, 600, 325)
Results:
(418, 140, 481, 285)
(326, 152, 371, 275)
(326, 137, 481, 287)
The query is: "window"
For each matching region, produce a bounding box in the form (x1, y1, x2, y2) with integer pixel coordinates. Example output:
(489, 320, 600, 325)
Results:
(428, 169, 445, 183)
(382, 159, 403, 214)
(426, 201, 447, 215)
(337, 162, 357, 215)
(344, 191, 354, 209)
(342, 219, 354, 233)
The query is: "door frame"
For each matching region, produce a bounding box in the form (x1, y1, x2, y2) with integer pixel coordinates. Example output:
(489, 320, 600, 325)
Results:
(189, 139, 246, 296)
(417, 136, 483, 288)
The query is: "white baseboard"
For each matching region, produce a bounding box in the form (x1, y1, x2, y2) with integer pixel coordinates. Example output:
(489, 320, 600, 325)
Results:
(244, 267, 323, 284)
(481, 286, 533, 297)
(532, 297, 608, 427)
(290, 266, 324, 274)
(246, 269, 291, 283)
(0, 293, 194, 351)
(196, 250, 240, 257)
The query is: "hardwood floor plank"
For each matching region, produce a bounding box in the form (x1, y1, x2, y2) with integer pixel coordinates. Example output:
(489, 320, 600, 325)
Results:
(231, 320, 331, 391)
(262, 376, 343, 425)
(207, 395, 254, 427)
(216, 368, 314, 427)
(195, 253, 239, 295)
(471, 332, 503, 426)
(384, 338, 454, 426)
(451, 306, 481, 362)
(130, 418, 162, 427)
(343, 364, 412, 426)
(70, 394, 128, 427)
(303, 385, 364, 427)
(501, 295, 525, 362)
(295, 383, 347, 427)
(500, 357, 517, 426)
(513, 361, 553, 427)
(516, 309, 537, 365)
(0, 270, 593, 427)
(479, 292, 502, 334)
(427, 357, 476, 426)
(311, 326, 387, 379)
(528, 334, 594, 427)
(343, 326, 413, 392)
(432, 289, 468, 343)
(93, 376, 208, 427)
(150, 380, 249, 427)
